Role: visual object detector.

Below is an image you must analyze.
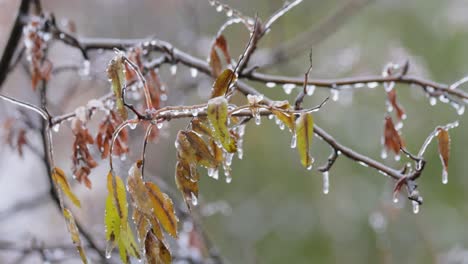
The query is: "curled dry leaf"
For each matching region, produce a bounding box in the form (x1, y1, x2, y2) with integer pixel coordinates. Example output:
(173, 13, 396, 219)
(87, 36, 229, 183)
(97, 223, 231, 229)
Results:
(145, 231, 171, 264)
(52, 167, 81, 208)
(63, 208, 88, 264)
(107, 55, 128, 120)
(383, 116, 404, 155)
(387, 89, 406, 121)
(96, 111, 129, 159)
(437, 128, 450, 183)
(71, 119, 97, 189)
(207, 96, 237, 153)
(209, 35, 232, 76)
(176, 130, 217, 169)
(296, 113, 314, 169)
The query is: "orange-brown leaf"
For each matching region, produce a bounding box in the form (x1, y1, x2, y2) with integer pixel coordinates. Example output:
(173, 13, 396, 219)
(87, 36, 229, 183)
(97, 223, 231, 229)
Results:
(215, 35, 231, 64)
(177, 130, 217, 168)
(175, 160, 199, 209)
(209, 48, 222, 77)
(387, 89, 406, 121)
(383, 116, 404, 154)
(437, 128, 450, 175)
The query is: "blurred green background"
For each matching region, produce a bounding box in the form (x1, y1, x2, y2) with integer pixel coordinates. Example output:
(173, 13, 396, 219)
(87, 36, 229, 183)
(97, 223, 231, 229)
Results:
(1, 0, 468, 263)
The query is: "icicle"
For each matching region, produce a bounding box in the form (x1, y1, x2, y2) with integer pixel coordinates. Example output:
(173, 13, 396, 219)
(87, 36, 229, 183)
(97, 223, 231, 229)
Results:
(52, 124, 60, 133)
(278, 122, 285, 130)
(254, 112, 261, 125)
(191, 192, 198, 206)
(367, 82, 379, 89)
(225, 152, 234, 166)
(381, 149, 388, 159)
(266, 82, 276, 88)
(190, 68, 198, 78)
(457, 104, 465, 115)
(105, 243, 113, 259)
(170, 64, 177, 75)
(282, 83, 296, 94)
(442, 169, 448, 184)
(207, 167, 219, 180)
(306, 85, 316, 96)
(331, 89, 339, 101)
(79, 60, 90, 77)
(393, 195, 399, 204)
(412, 201, 419, 214)
(322, 171, 329, 194)
(290, 133, 297, 148)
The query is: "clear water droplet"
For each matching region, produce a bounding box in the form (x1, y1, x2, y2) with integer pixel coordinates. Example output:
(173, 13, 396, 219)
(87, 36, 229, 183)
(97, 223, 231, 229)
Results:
(190, 68, 198, 78)
(306, 85, 316, 96)
(266, 82, 276, 88)
(322, 171, 329, 194)
(282, 83, 296, 94)
(367, 82, 379, 89)
(278, 122, 285, 130)
(412, 201, 419, 214)
(290, 133, 297, 148)
(442, 169, 448, 184)
(331, 89, 339, 101)
(393, 196, 399, 203)
(439, 95, 449, 103)
(268, 114, 274, 120)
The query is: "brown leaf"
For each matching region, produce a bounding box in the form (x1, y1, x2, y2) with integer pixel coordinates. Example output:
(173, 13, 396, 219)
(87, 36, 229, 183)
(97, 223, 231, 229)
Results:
(209, 48, 222, 77)
(215, 35, 231, 64)
(175, 160, 199, 209)
(71, 119, 97, 189)
(145, 231, 171, 264)
(387, 89, 406, 121)
(383, 116, 404, 154)
(211, 69, 237, 98)
(296, 113, 314, 169)
(176, 130, 217, 168)
(437, 128, 450, 183)
(96, 111, 129, 159)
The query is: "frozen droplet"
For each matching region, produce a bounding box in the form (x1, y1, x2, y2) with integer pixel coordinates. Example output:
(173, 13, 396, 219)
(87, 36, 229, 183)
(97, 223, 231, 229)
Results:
(278, 122, 285, 130)
(129, 122, 138, 130)
(331, 89, 339, 101)
(381, 149, 388, 159)
(52, 124, 60, 133)
(216, 5, 223, 12)
(157, 122, 163, 129)
(393, 196, 399, 203)
(306, 85, 316, 96)
(442, 169, 448, 184)
(254, 113, 261, 125)
(209, 0, 216, 6)
(105, 243, 113, 259)
(394, 154, 401, 161)
(290, 133, 297, 148)
(282, 83, 296, 94)
(384, 82, 394, 92)
(225, 152, 234, 166)
(160, 94, 168, 101)
(439, 95, 449, 103)
(226, 174, 232, 183)
(192, 109, 199, 117)
(170, 64, 177, 75)
(426, 86, 435, 93)
(367, 82, 379, 89)
(268, 114, 274, 120)
(358, 161, 369, 167)
(226, 9, 233, 17)
(191, 192, 198, 206)
(412, 201, 419, 214)
(322, 171, 329, 194)
(120, 154, 127, 161)
(266, 82, 276, 88)
(354, 83, 365, 88)
(454, 103, 465, 115)
(79, 60, 90, 77)
(190, 68, 198, 78)
(306, 164, 313, 171)
(429, 97, 437, 106)
(395, 121, 403, 130)
(207, 167, 219, 180)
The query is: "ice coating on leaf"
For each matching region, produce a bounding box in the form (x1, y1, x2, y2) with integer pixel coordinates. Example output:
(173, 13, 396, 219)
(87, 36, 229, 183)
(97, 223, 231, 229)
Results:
(437, 128, 450, 185)
(52, 167, 81, 208)
(175, 160, 199, 210)
(63, 208, 88, 263)
(296, 113, 314, 168)
(207, 96, 237, 153)
(176, 130, 217, 168)
(107, 55, 128, 120)
(145, 182, 179, 238)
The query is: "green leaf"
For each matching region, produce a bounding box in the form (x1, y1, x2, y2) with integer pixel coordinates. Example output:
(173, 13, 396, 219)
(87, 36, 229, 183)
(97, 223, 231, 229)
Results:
(63, 208, 88, 264)
(296, 113, 314, 169)
(207, 96, 237, 153)
(52, 167, 81, 208)
(211, 69, 237, 98)
(107, 56, 128, 120)
(117, 222, 140, 264)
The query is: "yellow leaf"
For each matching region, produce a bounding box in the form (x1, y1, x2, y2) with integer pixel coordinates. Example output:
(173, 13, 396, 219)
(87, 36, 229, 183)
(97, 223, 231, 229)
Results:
(175, 160, 199, 209)
(117, 222, 140, 264)
(211, 69, 237, 98)
(52, 167, 81, 208)
(207, 96, 237, 153)
(271, 110, 295, 131)
(145, 231, 172, 264)
(296, 113, 314, 169)
(105, 172, 129, 256)
(132, 210, 150, 246)
(107, 56, 128, 120)
(145, 182, 178, 238)
(127, 162, 155, 217)
(177, 130, 217, 168)
(63, 208, 88, 264)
